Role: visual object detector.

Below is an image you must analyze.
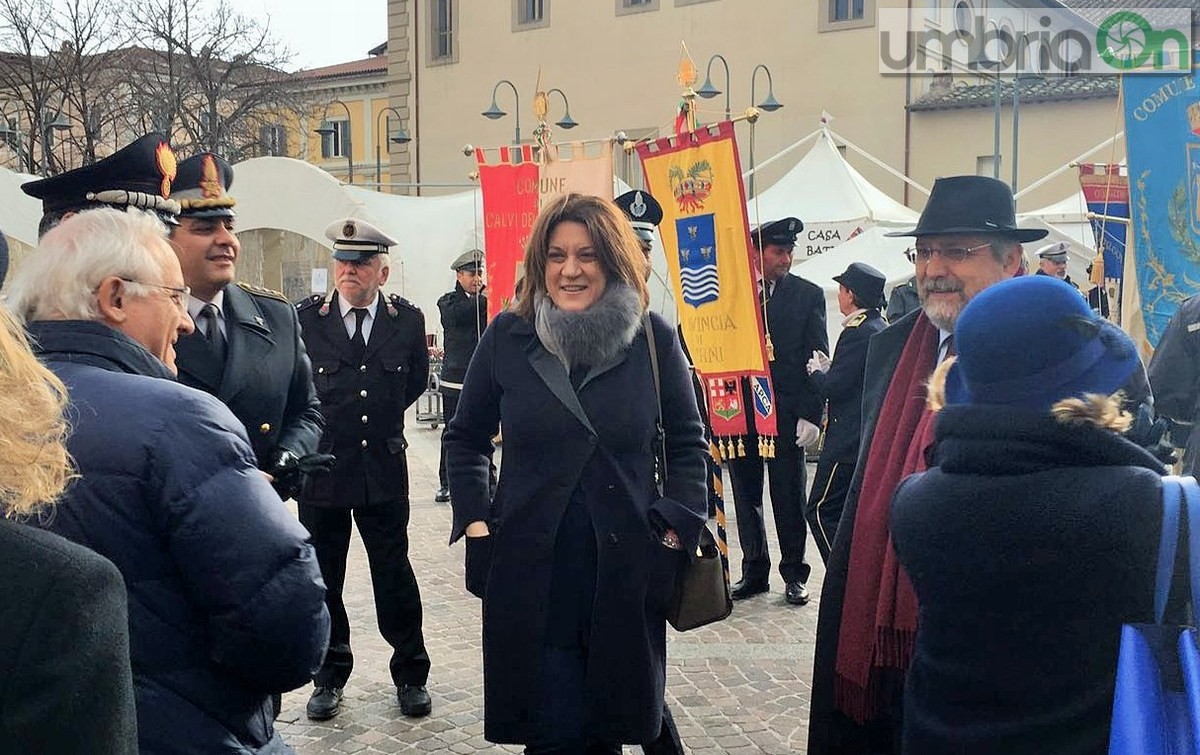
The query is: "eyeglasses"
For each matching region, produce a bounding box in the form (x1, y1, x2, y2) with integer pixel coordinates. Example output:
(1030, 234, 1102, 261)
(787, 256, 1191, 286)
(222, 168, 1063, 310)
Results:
(907, 242, 993, 264)
(119, 278, 191, 314)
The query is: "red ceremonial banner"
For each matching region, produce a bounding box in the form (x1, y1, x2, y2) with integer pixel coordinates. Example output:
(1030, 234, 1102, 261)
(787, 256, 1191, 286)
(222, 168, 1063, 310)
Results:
(476, 145, 539, 319)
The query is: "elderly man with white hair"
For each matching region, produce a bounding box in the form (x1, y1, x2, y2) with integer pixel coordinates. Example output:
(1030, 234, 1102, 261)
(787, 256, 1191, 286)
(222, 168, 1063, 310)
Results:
(6, 207, 330, 755)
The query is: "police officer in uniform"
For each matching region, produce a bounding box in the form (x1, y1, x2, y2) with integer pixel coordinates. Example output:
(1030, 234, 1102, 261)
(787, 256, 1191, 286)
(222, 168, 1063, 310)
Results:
(169, 152, 324, 491)
(1034, 241, 1083, 291)
(804, 262, 888, 563)
(728, 217, 827, 606)
(435, 249, 488, 503)
(296, 219, 432, 722)
(22, 132, 182, 237)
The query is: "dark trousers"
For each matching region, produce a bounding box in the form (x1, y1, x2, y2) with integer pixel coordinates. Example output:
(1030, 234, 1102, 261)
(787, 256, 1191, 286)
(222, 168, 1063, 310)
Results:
(726, 423, 811, 585)
(437, 388, 461, 489)
(298, 502, 430, 689)
(525, 646, 622, 755)
(642, 705, 684, 754)
(805, 459, 854, 565)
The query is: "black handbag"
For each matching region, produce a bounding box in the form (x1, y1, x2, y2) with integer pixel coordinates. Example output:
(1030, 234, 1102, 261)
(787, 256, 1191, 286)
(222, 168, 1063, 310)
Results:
(645, 317, 733, 632)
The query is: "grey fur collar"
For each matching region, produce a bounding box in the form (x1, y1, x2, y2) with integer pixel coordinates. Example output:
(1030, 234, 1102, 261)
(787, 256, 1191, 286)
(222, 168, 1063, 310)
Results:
(534, 283, 643, 370)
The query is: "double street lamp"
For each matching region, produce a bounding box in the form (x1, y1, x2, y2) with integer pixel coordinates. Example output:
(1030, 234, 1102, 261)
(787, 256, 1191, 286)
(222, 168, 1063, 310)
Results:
(374, 105, 412, 190)
(313, 99, 354, 184)
(695, 54, 784, 197)
(483, 80, 579, 146)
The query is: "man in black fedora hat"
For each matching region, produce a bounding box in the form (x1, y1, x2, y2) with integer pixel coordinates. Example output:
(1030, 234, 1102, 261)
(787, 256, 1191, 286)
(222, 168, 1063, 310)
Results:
(803, 261, 887, 565)
(22, 133, 182, 237)
(809, 176, 1046, 755)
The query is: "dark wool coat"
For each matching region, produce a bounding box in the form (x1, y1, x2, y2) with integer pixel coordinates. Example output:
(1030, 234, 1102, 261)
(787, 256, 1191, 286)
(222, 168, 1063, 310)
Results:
(809, 309, 921, 755)
(28, 320, 330, 755)
(0, 519, 138, 754)
(810, 309, 887, 463)
(891, 406, 1165, 755)
(764, 272, 829, 426)
(176, 282, 324, 469)
(297, 291, 430, 509)
(444, 311, 708, 745)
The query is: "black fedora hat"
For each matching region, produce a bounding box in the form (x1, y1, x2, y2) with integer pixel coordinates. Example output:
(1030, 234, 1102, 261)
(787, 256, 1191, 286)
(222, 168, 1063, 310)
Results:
(833, 261, 887, 309)
(886, 175, 1047, 243)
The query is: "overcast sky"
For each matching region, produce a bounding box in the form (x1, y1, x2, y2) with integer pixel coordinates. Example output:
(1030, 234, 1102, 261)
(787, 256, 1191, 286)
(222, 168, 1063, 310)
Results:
(244, 0, 390, 71)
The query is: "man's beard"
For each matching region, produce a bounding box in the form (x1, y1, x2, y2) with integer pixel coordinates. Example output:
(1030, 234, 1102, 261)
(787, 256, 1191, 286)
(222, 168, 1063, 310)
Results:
(919, 277, 966, 331)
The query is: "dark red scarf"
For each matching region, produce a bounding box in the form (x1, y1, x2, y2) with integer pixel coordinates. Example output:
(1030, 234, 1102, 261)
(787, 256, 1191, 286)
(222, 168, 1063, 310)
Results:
(834, 313, 940, 723)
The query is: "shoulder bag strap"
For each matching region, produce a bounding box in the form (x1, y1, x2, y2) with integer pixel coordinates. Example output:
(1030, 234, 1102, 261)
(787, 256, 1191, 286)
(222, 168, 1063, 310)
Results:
(1157, 475, 1185, 622)
(1177, 475, 1200, 618)
(644, 315, 666, 497)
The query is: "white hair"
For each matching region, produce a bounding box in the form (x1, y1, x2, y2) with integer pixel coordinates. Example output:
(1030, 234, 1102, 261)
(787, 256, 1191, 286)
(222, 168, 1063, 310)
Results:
(8, 208, 175, 322)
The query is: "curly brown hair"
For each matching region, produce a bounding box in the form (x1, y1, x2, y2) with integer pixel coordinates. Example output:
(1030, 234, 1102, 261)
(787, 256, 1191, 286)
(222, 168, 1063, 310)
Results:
(512, 193, 649, 320)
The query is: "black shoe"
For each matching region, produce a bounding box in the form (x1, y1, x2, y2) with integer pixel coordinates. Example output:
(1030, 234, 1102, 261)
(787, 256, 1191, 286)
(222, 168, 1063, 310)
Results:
(785, 581, 810, 605)
(306, 686, 342, 720)
(731, 577, 769, 600)
(434, 487, 451, 503)
(398, 684, 432, 717)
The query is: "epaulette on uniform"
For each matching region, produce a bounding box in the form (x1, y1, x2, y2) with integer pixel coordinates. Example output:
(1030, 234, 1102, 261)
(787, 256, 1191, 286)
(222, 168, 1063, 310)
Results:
(237, 281, 289, 303)
(846, 312, 868, 328)
(296, 294, 323, 312)
(386, 293, 419, 318)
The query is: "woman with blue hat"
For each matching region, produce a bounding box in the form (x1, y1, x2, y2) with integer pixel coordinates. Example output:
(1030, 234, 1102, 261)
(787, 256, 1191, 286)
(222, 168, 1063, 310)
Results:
(889, 275, 1165, 754)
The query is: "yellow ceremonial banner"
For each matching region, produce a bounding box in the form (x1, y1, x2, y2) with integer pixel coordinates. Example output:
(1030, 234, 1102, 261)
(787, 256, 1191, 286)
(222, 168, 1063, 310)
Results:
(637, 121, 775, 440)
(539, 140, 614, 205)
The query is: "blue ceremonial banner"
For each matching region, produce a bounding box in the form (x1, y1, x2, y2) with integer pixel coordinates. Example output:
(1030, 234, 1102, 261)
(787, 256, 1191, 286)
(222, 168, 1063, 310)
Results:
(1124, 71, 1200, 346)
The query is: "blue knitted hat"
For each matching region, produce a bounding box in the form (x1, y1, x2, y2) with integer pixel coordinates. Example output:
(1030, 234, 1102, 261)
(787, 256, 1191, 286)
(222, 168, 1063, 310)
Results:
(944, 276, 1140, 411)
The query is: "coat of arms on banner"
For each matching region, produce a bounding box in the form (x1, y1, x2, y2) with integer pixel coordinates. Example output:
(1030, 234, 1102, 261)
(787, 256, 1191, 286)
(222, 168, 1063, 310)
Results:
(669, 160, 713, 213)
(676, 214, 719, 307)
(750, 375, 774, 421)
(708, 376, 742, 422)
(1188, 142, 1200, 236)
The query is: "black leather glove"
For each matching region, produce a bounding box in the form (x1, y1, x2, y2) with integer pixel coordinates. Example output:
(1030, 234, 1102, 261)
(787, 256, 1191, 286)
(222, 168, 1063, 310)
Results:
(270, 451, 337, 501)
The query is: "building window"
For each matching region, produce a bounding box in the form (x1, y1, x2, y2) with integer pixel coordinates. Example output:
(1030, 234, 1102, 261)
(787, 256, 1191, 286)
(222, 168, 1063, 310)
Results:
(430, 0, 457, 64)
(977, 154, 1000, 177)
(832, 0, 864, 22)
(260, 124, 286, 156)
(819, 0, 873, 31)
(513, 0, 548, 29)
(320, 120, 350, 159)
(616, 0, 658, 14)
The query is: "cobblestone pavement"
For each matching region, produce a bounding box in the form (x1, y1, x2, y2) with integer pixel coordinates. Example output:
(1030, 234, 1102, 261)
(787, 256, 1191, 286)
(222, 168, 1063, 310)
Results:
(278, 408, 824, 754)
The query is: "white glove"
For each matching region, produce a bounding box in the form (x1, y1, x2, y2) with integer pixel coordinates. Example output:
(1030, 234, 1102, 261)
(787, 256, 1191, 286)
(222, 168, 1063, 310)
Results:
(806, 350, 831, 375)
(795, 418, 821, 448)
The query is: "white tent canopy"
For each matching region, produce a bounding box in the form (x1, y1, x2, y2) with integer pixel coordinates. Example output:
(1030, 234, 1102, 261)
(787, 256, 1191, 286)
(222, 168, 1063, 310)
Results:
(747, 128, 918, 259)
(0, 167, 47, 250)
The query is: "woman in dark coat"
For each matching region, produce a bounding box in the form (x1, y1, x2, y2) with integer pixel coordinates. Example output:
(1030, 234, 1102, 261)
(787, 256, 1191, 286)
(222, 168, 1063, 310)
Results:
(890, 275, 1165, 755)
(445, 193, 709, 753)
(0, 297, 137, 754)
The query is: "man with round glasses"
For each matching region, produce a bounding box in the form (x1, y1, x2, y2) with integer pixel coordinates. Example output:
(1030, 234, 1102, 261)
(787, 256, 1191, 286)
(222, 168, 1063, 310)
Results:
(808, 175, 1046, 754)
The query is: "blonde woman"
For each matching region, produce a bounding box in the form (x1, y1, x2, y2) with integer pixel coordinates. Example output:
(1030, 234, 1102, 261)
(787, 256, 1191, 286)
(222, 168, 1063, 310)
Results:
(0, 299, 137, 753)
(890, 275, 1162, 755)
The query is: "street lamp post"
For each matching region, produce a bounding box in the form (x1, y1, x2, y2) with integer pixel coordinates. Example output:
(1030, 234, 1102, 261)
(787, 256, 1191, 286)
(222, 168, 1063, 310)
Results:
(1010, 71, 1041, 191)
(748, 64, 783, 198)
(696, 53, 732, 122)
(544, 88, 578, 130)
(374, 105, 412, 191)
(313, 99, 354, 184)
(482, 79, 522, 145)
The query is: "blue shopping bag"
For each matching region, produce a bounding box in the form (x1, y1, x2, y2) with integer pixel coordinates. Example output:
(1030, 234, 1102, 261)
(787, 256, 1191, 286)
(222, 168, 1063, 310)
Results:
(1109, 476, 1200, 755)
